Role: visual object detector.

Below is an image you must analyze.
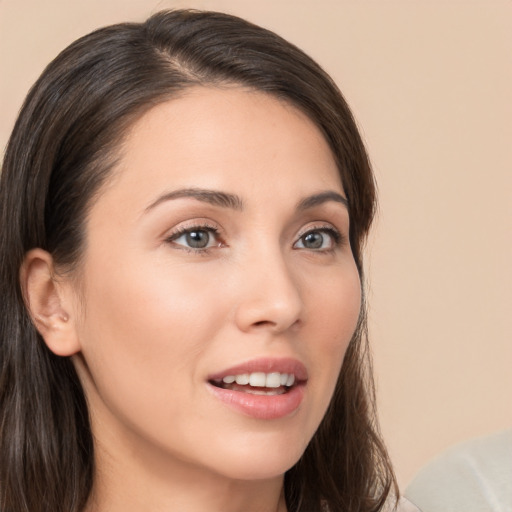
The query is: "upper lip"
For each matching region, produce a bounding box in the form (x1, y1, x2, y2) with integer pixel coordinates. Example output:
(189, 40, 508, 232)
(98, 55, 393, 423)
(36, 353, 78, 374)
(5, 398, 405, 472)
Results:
(207, 357, 308, 382)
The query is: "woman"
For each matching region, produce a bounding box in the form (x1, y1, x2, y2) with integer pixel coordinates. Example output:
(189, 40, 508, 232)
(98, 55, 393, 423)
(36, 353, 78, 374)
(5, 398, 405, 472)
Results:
(0, 9, 411, 512)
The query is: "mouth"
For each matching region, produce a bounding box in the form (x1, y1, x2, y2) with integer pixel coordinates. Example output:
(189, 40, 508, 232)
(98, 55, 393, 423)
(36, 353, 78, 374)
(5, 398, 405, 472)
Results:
(209, 371, 299, 396)
(206, 359, 307, 419)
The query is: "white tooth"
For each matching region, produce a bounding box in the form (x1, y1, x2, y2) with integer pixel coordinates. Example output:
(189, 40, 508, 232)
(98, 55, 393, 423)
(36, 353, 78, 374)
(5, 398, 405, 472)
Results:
(266, 372, 281, 388)
(286, 374, 295, 387)
(280, 373, 289, 385)
(249, 372, 266, 387)
(222, 375, 236, 384)
(235, 374, 250, 385)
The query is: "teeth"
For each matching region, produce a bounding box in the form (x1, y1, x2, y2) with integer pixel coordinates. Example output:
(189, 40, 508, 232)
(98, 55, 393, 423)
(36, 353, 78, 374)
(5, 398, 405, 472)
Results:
(266, 372, 281, 388)
(235, 374, 250, 385)
(249, 372, 266, 387)
(222, 372, 296, 388)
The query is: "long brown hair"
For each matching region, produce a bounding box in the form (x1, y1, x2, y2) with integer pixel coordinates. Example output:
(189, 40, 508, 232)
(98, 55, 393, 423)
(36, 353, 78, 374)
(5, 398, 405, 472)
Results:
(0, 9, 397, 511)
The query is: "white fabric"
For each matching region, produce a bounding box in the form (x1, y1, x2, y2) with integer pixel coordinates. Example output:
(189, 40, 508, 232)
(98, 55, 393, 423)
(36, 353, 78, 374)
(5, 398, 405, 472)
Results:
(379, 496, 420, 512)
(405, 429, 512, 512)
(395, 497, 422, 512)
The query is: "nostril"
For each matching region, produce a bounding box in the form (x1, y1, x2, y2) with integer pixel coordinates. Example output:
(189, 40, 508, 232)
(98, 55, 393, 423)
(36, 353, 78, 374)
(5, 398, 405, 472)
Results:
(253, 320, 271, 327)
(249, 318, 301, 331)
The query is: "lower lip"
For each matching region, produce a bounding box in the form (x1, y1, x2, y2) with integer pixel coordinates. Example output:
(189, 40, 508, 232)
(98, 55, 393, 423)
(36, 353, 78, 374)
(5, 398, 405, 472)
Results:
(207, 383, 305, 420)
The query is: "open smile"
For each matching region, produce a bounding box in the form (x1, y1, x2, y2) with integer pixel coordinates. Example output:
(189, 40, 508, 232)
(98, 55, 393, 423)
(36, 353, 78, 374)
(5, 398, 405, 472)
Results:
(207, 359, 308, 419)
(210, 371, 298, 395)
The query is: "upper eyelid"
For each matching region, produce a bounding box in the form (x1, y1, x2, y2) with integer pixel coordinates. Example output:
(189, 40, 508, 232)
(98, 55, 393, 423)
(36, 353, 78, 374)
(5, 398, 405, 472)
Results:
(296, 222, 343, 237)
(167, 227, 218, 242)
(165, 220, 221, 237)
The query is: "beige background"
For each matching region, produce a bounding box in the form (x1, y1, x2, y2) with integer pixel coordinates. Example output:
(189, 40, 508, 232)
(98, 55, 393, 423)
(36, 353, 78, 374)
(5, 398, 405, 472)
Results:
(1, 0, 511, 487)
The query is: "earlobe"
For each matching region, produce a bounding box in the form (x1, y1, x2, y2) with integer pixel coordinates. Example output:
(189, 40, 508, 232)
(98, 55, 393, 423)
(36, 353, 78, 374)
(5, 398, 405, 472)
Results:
(20, 248, 81, 356)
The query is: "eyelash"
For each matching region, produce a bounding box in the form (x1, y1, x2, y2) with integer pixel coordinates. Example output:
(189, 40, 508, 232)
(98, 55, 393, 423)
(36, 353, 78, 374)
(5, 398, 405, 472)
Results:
(165, 223, 223, 255)
(164, 223, 345, 254)
(294, 225, 345, 252)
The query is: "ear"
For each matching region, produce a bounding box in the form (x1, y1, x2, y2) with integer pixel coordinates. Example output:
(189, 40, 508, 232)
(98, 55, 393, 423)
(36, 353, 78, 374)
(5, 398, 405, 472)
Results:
(20, 248, 81, 356)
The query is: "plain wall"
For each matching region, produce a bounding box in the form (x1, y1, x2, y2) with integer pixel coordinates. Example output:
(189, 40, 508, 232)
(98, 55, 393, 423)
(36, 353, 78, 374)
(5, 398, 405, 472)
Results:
(1, 0, 511, 487)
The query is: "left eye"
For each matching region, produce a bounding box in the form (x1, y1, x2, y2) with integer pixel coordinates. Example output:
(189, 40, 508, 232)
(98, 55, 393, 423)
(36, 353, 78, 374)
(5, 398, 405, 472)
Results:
(169, 228, 219, 250)
(294, 229, 339, 250)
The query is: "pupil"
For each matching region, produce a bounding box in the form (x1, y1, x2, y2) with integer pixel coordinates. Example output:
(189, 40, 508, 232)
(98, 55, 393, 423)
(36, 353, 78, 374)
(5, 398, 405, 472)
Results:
(304, 232, 323, 249)
(186, 230, 209, 248)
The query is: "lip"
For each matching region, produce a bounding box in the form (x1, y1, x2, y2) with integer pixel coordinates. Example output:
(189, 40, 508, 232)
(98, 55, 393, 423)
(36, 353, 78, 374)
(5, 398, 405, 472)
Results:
(206, 357, 308, 420)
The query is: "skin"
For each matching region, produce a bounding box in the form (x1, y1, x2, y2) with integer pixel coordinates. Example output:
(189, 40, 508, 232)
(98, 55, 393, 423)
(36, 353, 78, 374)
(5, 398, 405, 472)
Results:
(22, 87, 362, 512)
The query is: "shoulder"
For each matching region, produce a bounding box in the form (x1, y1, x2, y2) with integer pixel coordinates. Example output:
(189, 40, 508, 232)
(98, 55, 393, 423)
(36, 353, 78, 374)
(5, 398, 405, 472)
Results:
(396, 497, 422, 512)
(380, 496, 421, 512)
(405, 429, 512, 512)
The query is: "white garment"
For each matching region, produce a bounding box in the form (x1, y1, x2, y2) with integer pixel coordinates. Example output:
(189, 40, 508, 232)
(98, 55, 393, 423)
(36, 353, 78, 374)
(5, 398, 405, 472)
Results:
(393, 496, 422, 512)
(405, 429, 512, 512)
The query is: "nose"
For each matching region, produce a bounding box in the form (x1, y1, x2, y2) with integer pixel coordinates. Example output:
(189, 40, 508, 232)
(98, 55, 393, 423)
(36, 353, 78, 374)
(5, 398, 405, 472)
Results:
(233, 248, 303, 334)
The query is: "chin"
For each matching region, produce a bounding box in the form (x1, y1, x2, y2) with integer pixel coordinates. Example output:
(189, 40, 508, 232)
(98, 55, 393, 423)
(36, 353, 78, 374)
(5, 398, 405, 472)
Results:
(203, 434, 308, 482)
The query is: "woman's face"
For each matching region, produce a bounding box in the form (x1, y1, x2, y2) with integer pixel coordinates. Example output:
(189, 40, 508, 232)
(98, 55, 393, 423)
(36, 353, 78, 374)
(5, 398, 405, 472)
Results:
(70, 87, 361, 481)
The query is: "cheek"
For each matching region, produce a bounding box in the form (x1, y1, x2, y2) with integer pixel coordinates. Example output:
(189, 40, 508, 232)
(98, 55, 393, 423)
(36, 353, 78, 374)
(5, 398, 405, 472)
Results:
(74, 257, 228, 417)
(82, 254, 225, 345)
(306, 262, 361, 349)
(302, 262, 361, 405)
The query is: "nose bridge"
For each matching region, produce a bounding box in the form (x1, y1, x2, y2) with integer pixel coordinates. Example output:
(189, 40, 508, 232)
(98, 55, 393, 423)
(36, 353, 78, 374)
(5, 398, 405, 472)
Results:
(234, 239, 303, 333)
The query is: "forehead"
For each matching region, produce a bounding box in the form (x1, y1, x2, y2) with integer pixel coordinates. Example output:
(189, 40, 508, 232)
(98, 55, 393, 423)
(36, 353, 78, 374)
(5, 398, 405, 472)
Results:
(100, 86, 343, 214)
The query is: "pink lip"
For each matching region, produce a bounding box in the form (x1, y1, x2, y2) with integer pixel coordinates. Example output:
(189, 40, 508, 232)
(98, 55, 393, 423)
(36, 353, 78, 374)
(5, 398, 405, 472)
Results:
(206, 358, 308, 420)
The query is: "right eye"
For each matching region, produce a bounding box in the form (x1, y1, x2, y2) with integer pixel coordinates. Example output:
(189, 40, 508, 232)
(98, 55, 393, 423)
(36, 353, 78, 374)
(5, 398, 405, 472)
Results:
(166, 225, 222, 252)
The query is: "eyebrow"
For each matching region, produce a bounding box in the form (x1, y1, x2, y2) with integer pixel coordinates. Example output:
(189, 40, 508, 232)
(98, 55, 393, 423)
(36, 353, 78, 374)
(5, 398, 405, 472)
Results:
(296, 191, 348, 211)
(144, 188, 348, 214)
(145, 188, 244, 213)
